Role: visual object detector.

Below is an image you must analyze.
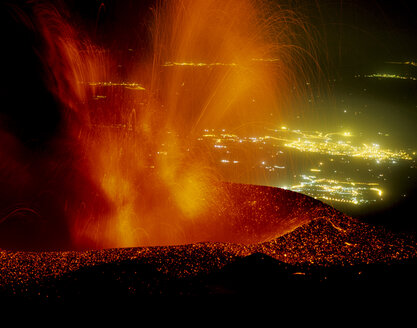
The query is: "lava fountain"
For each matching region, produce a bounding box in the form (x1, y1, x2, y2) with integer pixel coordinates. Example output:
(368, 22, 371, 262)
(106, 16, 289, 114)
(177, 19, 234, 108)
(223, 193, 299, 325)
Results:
(0, 0, 322, 250)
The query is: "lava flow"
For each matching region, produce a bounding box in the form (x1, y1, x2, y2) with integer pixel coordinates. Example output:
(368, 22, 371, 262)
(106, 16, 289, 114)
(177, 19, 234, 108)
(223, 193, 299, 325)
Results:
(0, 0, 318, 250)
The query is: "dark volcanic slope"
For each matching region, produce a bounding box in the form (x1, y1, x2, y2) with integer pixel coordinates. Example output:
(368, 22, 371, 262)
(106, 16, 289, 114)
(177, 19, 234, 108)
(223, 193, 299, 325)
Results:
(0, 184, 416, 301)
(257, 215, 417, 266)
(1, 213, 416, 301)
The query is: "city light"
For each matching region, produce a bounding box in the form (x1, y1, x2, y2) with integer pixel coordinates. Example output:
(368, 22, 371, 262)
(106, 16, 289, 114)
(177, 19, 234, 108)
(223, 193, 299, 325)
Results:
(199, 126, 415, 208)
(359, 73, 417, 82)
(285, 175, 383, 205)
(201, 127, 413, 163)
(280, 129, 412, 162)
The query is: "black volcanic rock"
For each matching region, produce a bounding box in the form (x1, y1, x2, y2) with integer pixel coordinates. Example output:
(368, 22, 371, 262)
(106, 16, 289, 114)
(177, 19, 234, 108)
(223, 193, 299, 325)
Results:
(0, 213, 416, 302)
(256, 215, 417, 266)
(0, 185, 416, 302)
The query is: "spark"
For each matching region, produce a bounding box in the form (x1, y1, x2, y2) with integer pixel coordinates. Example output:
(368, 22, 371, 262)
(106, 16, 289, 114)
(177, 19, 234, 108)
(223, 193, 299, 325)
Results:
(162, 58, 281, 68)
(85, 81, 146, 90)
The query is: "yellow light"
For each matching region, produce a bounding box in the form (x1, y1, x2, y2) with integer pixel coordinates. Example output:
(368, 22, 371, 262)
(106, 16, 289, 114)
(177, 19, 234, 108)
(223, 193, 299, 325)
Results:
(370, 188, 383, 197)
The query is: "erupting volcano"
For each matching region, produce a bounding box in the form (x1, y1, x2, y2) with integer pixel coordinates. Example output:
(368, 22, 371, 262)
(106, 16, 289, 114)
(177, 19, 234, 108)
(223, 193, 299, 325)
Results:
(0, 0, 318, 250)
(1, 0, 417, 302)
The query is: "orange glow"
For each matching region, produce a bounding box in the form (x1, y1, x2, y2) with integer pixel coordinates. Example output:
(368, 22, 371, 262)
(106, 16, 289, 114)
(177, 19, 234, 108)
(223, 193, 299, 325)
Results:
(25, 0, 317, 249)
(149, 0, 317, 133)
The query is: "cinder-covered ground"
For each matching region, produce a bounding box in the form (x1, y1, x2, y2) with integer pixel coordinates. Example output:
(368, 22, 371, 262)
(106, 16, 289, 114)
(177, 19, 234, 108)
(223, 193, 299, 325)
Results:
(1, 212, 416, 303)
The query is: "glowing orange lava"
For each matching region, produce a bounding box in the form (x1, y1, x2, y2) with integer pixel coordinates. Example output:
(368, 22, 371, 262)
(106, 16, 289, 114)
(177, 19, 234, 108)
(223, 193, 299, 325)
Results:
(10, 0, 318, 250)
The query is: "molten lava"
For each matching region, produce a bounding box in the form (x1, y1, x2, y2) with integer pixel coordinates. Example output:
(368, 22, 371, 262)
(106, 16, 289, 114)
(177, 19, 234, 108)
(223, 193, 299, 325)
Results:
(0, 0, 318, 250)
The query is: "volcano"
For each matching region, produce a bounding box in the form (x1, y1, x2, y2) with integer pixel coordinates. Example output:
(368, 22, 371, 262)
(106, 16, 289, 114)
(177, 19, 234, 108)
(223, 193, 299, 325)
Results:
(1, 0, 416, 305)
(1, 184, 416, 303)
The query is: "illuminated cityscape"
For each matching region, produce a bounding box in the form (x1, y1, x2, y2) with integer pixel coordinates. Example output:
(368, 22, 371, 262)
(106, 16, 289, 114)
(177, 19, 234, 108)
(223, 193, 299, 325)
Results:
(274, 128, 412, 162)
(196, 125, 416, 214)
